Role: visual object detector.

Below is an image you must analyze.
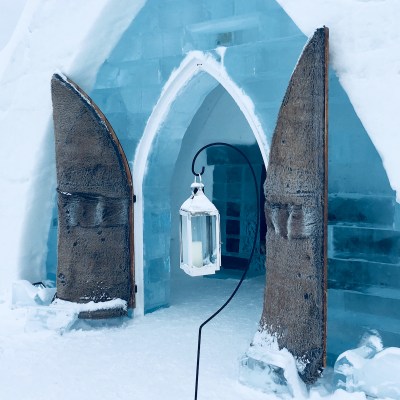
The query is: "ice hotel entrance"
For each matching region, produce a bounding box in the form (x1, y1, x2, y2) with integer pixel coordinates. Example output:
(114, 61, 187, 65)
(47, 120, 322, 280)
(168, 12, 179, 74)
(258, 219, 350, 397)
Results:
(50, 55, 268, 318)
(44, 0, 400, 368)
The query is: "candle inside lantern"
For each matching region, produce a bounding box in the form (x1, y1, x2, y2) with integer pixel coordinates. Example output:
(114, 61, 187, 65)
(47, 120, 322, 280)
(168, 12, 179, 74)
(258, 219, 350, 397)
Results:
(192, 241, 203, 268)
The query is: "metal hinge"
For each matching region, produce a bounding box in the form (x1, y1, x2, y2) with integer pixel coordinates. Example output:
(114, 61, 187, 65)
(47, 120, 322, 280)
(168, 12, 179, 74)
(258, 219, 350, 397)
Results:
(133, 195, 137, 203)
(135, 284, 138, 293)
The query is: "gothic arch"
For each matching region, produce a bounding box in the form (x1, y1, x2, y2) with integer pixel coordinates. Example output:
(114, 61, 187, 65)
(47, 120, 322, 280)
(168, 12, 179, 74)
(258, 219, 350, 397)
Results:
(132, 51, 269, 315)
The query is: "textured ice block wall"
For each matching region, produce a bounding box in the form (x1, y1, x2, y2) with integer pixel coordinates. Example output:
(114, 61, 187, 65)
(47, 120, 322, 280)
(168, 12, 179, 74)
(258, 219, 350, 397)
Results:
(327, 59, 399, 364)
(46, 0, 399, 343)
(88, 0, 304, 313)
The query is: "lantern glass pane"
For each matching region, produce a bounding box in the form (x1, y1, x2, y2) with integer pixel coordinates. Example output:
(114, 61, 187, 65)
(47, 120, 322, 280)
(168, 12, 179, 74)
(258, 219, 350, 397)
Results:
(191, 215, 217, 267)
(210, 215, 217, 264)
(180, 214, 189, 266)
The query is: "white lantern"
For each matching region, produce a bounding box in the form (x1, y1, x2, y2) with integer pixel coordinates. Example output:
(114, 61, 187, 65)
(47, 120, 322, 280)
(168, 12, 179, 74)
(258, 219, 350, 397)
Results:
(179, 179, 221, 276)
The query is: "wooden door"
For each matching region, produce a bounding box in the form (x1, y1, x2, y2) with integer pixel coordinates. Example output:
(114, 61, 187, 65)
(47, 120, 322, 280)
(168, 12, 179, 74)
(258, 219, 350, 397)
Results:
(260, 27, 329, 383)
(51, 73, 134, 319)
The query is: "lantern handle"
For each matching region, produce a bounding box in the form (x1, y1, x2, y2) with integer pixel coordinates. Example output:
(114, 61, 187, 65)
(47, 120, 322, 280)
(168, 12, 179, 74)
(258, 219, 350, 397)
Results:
(191, 142, 260, 400)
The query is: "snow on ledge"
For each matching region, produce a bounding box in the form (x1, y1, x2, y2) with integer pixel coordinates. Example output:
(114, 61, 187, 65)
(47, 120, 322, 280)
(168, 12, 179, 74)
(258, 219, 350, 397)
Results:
(52, 298, 128, 313)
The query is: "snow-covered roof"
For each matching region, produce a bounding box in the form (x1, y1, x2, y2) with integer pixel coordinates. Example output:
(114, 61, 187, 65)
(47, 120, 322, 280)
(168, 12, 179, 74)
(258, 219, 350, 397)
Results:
(277, 0, 400, 201)
(180, 182, 219, 215)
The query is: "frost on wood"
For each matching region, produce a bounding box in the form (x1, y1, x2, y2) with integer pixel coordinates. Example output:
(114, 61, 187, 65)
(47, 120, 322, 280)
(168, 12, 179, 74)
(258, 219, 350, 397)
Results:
(239, 330, 307, 398)
(51, 73, 134, 319)
(260, 27, 328, 384)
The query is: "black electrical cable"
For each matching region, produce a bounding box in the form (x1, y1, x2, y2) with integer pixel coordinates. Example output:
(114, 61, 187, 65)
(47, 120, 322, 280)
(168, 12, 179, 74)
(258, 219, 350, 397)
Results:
(191, 142, 260, 400)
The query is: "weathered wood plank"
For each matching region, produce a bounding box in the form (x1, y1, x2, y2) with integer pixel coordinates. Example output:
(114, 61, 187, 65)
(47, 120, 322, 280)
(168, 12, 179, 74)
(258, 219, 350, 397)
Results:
(51, 74, 135, 318)
(260, 27, 328, 383)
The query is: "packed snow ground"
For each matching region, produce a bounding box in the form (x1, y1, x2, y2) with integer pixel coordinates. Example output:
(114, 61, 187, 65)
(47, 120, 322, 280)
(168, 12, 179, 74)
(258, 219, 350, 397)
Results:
(0, 273, 375, 400)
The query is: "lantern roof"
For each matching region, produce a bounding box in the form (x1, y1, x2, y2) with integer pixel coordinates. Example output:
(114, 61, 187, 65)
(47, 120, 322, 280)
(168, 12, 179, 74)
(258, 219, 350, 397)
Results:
(180, 183, 219, 215)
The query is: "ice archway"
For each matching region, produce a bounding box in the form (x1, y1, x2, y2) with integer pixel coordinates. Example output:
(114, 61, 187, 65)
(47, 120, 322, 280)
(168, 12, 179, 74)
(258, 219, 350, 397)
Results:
(133, 52, 268, 315)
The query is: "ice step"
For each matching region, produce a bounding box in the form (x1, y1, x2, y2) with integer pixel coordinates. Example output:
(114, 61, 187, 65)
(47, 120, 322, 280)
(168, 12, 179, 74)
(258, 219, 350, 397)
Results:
(328, 194, 395, 227)
(330, 251, 400, 265)
(331, 225, 400, 260)
(328, 287, 400, 320)
(327, 305, 400, 365)
(328, 257, 400, 290)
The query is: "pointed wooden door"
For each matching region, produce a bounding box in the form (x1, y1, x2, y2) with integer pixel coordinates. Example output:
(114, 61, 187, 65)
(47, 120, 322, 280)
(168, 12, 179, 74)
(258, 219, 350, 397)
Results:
(51, 74, 134, 318)
(260, 27, 328, 383)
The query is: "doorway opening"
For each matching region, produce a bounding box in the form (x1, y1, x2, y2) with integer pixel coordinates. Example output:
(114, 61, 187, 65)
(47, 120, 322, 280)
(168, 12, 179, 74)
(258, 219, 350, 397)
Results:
(134, 55, 268, 314)
(170, 85, 266, 280)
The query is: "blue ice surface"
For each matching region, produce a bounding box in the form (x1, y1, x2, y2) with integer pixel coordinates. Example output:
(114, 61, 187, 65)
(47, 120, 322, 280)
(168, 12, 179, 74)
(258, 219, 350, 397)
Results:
(89, 0, 305, 314)
(45, 0, 399, 363)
